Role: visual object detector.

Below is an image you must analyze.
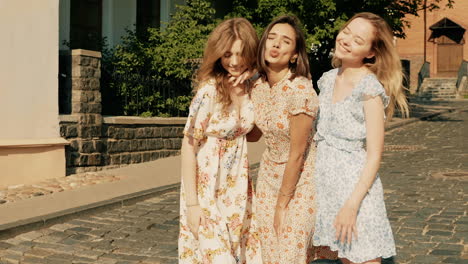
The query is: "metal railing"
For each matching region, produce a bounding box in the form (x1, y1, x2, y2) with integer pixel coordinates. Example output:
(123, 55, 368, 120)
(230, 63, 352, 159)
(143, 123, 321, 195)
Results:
(100, 67, 193, 117)
(417, 61, 430, 93)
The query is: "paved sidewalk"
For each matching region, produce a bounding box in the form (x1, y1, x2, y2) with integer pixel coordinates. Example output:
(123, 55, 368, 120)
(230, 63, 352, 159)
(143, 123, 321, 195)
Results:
(0, 100, 461, 207)
(0, 100, 466, 264)
(0, 132, 265, 234)
(0, 101, 464, 233)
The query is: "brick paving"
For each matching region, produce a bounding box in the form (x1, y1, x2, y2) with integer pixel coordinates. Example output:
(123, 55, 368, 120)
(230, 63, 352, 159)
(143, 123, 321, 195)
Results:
(381, 109, 468, 264)
(0, 101, 467, 263)
(0, 191, 181, 264)
(0, 101, 459, 206)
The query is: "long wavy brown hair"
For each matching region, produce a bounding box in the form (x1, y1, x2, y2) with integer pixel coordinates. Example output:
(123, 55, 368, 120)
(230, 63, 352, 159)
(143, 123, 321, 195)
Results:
(332, 12, 409, 119)
(195, 18, 258, 108)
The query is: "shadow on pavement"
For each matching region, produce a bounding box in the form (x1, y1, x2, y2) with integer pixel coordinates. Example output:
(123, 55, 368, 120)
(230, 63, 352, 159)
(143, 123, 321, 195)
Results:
(310, 257, 395, 264)
(424, 115, 463, 122)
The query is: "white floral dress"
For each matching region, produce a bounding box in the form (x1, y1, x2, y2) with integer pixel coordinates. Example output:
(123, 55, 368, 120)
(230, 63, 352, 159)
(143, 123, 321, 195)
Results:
(178, 80, 262, 264)
(312, 68, 396, 262)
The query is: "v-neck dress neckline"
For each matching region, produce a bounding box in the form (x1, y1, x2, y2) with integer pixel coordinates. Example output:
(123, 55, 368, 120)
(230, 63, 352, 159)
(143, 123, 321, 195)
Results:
(330, 69, 374, 105)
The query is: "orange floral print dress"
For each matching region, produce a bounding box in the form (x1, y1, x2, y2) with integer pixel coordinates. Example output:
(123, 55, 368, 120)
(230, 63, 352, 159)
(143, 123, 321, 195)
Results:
(178, 80, 262, 264)
(250, 71, 338, 264)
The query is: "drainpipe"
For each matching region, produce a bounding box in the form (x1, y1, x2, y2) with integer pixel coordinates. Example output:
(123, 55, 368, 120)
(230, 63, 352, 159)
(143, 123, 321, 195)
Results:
(423, 0, 427, 62)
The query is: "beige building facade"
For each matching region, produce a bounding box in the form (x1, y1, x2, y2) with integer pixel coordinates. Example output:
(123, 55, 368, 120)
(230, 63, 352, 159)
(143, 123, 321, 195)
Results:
(0, 0, 187, 188)
(0, 0, 68, 188)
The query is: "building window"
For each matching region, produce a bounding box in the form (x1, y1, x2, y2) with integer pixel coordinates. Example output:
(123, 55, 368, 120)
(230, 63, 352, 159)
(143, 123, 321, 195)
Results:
(137, 0, 161, 37)
(70, 0, 103, 51)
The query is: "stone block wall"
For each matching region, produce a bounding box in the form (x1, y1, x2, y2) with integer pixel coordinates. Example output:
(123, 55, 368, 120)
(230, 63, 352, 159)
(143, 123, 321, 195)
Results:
(60, 116, 185, 175)
(59, 49, 186, 175)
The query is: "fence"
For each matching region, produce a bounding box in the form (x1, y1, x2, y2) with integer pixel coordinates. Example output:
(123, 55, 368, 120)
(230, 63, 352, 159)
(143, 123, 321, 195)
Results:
(58, 52, 194, 117)
(100, 65, 193, 117)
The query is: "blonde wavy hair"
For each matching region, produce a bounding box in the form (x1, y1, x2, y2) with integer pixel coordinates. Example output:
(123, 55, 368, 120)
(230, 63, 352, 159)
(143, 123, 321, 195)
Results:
(195, 18, 258, 108)
(332, 12, 409, 119)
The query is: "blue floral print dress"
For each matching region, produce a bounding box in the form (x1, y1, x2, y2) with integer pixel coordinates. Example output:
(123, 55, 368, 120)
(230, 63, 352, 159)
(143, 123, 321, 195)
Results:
(178, 80, 262, 264)
(312, 68, 396, 262)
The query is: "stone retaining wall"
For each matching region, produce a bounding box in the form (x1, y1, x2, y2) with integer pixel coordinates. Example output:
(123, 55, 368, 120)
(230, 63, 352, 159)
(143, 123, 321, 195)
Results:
(400, 55, 424, 94)
(60, 115, 185, 174)
(59, 49, 186, 175)
(457, 76, 468, 98)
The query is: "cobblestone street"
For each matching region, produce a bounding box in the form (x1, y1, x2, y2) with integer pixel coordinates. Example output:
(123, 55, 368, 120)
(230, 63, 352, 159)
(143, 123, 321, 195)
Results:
(381, 109, 467, 263)
(0, 109, 467, 264)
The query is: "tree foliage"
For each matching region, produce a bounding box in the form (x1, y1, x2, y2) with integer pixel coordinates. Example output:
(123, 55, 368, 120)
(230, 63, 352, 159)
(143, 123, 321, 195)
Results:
(101, 0, 217, 117)
(225, 0, 455, 81)
(102, 0, 454, 116)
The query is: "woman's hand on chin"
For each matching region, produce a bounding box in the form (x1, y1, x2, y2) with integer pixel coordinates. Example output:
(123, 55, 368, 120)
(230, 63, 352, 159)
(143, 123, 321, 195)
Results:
(229, 70, 257, 86)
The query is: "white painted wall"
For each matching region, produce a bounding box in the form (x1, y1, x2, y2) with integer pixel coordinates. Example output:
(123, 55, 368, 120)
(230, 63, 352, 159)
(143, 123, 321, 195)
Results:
(0, 0, 60, 140)
(102, 0, 137, 47)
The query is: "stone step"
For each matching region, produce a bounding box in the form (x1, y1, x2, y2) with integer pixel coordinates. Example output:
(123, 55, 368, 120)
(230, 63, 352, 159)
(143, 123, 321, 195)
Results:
(421, 78, 457, 85)
(418, 96, 457, 100)
(420, 92, 457, 95)
(424, 83, 457, 88)
(419, 95, 457, 98)
(419, 78, 458, 101)
(426, 86, 456, 91)
(422, 78, 457, 82)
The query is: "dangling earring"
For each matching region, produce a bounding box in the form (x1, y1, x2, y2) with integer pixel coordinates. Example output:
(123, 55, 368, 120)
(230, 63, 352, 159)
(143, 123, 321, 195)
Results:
(290, 57, 297, 64)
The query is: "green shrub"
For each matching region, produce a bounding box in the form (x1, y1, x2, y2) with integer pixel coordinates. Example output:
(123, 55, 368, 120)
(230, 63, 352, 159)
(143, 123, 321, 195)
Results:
(101, 0, 455, 117)
(101, 0, 217, 117)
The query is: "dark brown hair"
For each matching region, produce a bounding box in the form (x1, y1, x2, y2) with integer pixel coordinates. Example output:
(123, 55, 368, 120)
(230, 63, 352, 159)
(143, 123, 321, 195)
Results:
(257, 15, 311, 80)
(195, 18, 258, 108)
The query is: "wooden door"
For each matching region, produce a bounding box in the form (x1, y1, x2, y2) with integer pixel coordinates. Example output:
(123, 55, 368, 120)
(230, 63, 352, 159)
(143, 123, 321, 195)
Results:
(437, 36, 463, 77)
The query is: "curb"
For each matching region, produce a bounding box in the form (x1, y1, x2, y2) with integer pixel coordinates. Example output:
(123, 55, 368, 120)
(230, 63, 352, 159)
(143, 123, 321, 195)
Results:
(0, 183, 180, 238)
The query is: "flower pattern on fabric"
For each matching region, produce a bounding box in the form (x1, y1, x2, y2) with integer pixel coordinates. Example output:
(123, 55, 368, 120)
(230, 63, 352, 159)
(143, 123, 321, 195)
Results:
(251, 71, 338, 263)
(179, 80, 262, 264)
(312, 68, 396, 263)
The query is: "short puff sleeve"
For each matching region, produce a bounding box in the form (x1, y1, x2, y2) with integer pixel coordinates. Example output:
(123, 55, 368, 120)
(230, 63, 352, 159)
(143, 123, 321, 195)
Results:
(183, 83, 216, 140)
(288, 77, 319, 117)
(316, 71, 328, 94)
(359, 75, 390, 108)
(316, 68, 337, 94)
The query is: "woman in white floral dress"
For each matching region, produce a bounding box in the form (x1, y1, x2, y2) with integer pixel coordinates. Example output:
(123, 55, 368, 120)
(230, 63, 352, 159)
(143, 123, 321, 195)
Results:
(178, 18, 262, 264)
(312, 13, 409, 264)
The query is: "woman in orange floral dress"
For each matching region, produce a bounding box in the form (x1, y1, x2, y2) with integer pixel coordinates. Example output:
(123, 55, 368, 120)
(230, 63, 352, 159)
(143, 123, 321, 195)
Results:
(248, 16, 337, 263)
(178, 18, 262, 264)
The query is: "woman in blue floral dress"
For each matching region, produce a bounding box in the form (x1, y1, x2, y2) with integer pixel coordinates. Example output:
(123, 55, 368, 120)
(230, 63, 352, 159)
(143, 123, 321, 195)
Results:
(312, 13, 409, 264)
